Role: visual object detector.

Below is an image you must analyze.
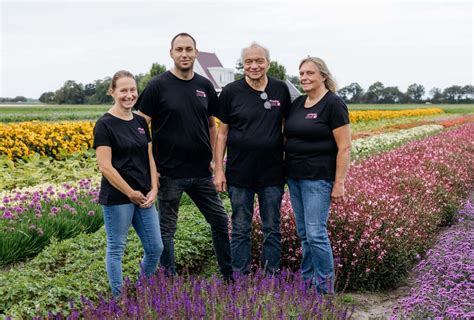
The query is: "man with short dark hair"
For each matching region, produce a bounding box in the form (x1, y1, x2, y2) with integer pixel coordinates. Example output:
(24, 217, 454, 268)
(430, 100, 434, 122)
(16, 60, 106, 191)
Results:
(214, 42, 291, 275)
(136, 33, 232, 280)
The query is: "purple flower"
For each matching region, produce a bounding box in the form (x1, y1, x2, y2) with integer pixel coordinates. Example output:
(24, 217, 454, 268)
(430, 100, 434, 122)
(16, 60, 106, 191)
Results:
(50, 207, 60, 215)
(2, 210, 14, 219)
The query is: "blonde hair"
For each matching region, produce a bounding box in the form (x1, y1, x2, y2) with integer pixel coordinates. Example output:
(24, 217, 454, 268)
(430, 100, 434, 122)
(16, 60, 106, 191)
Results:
(299, 57, 337, 92)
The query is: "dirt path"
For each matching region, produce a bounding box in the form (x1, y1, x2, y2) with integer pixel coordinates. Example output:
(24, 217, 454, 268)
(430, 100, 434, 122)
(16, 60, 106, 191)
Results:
(347, 282, 411, 319)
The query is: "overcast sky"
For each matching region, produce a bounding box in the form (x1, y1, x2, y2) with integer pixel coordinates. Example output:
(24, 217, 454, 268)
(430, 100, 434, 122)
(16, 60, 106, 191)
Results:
(1, 0, 472, 99)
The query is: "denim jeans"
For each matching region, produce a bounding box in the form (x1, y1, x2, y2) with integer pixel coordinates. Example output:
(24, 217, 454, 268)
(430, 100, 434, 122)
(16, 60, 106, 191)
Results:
(228, 185, 284, 274)
(287, 178, 334, 294)
(157, 176, 232, 278)
(102, 203, 163, 297)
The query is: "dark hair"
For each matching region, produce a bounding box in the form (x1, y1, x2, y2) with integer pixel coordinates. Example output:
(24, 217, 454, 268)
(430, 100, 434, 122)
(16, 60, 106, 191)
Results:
(171, 32, 196, 49)
(109, 70, 136, 92)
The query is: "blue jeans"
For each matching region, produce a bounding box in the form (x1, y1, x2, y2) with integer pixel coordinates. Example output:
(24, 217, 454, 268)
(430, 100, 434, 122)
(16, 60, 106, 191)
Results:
(102, 203, 163, 297)
(157, 176, 232, 279)
(287, 178, 334, 294)
(228, 185, 284, 274)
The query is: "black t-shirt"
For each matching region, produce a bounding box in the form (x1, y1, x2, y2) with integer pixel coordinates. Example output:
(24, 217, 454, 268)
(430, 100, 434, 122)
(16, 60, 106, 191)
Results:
(216, 77, 291, 187)
(93, 113, 152, 205)
(135, 71, 218, 178)
(284, 91, 349, 180)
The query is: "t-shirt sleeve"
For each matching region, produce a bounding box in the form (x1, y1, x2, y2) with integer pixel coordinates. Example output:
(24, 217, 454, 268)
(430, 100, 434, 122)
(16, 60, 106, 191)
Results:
(215, 87, 230, 124)
(93, 119, 112, 149)
(135, 78, 159, 118)
(329, 97, 350, 130)
(207, 85, 219, 117)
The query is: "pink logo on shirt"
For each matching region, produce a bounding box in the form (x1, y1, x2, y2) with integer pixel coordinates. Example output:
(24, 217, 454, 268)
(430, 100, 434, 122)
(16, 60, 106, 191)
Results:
(196, 90, 207, 98)
(138, 127, 145, 134)
(269, 100, 281, 107)
(305, 113, 318, 119)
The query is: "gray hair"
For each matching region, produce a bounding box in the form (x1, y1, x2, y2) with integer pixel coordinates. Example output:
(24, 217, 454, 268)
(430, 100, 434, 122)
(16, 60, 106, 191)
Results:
(299, 57, 337, 92)
(241, 42, 270, 62)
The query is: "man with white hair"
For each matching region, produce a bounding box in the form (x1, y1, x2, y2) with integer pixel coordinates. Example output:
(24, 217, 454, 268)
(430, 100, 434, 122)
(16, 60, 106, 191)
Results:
(214, 42, 291, 275)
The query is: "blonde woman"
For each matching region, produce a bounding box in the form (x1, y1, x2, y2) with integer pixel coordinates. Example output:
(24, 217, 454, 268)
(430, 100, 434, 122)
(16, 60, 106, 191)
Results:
(284, 57, 351, 294)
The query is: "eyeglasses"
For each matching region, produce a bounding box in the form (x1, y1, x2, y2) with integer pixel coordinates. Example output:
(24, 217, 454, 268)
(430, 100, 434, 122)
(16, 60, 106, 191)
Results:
(260, 92, 271, 110)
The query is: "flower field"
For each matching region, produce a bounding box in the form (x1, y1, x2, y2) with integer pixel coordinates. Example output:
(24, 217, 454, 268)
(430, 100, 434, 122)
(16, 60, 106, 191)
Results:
(393, 200, 474, 319)
(0, 107, 446, 160)
(0, 104, 473, 318)
(0, 121, 93, 159)
(348, 107, 443, 123)
(251, 123, 473, 291)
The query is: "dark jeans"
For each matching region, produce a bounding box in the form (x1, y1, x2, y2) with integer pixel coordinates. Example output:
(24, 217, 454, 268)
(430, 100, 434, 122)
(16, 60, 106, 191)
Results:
(228, 185, 284, 274)
(158, 176, 232, 278)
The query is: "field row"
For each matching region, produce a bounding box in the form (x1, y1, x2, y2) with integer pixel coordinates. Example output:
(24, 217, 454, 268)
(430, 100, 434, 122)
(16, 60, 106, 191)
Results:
(0, 108, 463, 160)
(1, 123, 473, 318)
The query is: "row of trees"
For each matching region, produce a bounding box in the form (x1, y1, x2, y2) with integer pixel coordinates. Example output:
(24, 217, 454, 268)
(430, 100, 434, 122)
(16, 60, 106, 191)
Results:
(36, 60, 473, 104)
(0, 96, 28, 103)
(337, 82, 473, 104)
(39, 63, 166, 105)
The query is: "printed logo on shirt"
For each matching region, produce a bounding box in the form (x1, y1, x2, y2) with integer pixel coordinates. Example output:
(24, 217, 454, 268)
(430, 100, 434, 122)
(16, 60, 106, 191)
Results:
(137, 127, 146, 135)
(196, 90, 207, 98)
(269, 100, 281, 107)
(305, 113, 318, 119)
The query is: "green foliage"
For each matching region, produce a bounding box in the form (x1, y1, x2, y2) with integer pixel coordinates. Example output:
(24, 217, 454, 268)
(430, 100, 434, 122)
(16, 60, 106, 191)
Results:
(84, 78, 113, 105)
(38, 92, 55, 104)
(55, 80, 85, 104)
(138, 63, 167, 93)
(406, 83, 425, 103)
(267, 61, 287, 80)
(0, 151, 100, 190)
(0, 196, 103, 266)
(0, 201, 220, 318)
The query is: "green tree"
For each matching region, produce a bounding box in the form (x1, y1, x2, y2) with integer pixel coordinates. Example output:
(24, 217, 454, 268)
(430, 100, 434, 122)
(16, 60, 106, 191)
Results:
(364, 81, 385, 103)
(150, 63, 166, 77)
(406, 83, 425, 103)
(85, 78, 112, 104)
(443, 85, 464, 103)
(338, 82, 364, 103)
(39, 92, 56, 104)
(12, 96, 27, 102)
(429, 87, 443, 103)
(84, 83, 96, 97)
(55, 80, 85, 104)
(381, 86, 405, 103)
(267, 61, 287, 80)
(138, 63, 167, 93)
(461, 85, 474, 103)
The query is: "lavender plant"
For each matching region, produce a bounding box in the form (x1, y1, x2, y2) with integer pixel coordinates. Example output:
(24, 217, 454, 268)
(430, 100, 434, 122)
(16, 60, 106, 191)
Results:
(393, 200, 474, 319)
(47, 269, 354, 319)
